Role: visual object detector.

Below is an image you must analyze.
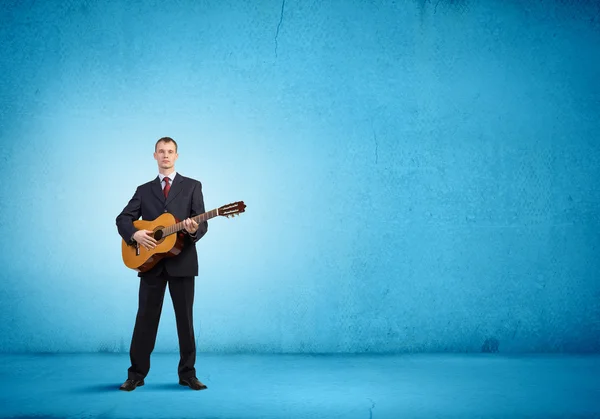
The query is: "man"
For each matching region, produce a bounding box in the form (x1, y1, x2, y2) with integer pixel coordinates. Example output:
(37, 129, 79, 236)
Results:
(116, 137, 208, 391)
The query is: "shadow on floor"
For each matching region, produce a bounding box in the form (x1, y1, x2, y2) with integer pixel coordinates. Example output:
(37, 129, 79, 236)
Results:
(71, 383, 122, 393)
(72, 382, 191, 393)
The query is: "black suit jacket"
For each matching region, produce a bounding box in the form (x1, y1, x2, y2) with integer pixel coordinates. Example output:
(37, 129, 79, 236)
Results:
(116, 173, 208, 277)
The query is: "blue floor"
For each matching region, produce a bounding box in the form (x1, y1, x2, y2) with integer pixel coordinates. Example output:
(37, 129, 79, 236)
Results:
(0, 353, 598, 418)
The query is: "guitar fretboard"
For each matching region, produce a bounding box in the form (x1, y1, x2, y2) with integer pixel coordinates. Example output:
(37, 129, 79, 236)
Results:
(163, 208, 219, 236)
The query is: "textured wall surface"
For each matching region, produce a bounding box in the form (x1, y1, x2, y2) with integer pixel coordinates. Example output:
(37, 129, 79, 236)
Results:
(0, 0, 599, 353)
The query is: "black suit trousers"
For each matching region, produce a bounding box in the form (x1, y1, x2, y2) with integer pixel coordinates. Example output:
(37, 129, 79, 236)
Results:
(128, 268, 196, 380)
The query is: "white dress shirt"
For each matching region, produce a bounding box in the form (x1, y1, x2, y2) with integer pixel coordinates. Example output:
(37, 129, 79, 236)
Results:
(158, 171, 177, 190)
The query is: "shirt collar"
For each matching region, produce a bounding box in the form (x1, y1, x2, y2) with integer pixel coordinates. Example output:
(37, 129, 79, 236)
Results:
(159, 171, 177, 183)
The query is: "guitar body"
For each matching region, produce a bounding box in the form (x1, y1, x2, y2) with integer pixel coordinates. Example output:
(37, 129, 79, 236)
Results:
(121, 212, 185, 272)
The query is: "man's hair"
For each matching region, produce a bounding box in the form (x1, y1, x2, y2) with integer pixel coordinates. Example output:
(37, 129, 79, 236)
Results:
(155, 137, 178, 152)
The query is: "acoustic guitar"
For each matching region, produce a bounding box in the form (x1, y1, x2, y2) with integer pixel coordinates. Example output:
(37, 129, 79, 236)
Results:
(122, 201, 246, 272)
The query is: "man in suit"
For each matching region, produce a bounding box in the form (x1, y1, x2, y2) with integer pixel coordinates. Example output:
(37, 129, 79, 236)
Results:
(116, 137, 208, 391)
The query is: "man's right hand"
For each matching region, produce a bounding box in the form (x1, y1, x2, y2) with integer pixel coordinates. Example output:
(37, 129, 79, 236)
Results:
(133, 230, 158, 250)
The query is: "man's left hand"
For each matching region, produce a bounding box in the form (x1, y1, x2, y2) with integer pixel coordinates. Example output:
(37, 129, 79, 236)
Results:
(183, 218, 199, 234)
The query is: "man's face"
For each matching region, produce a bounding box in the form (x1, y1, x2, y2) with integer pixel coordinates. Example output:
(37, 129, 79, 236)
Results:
(154, 141, 178, 170)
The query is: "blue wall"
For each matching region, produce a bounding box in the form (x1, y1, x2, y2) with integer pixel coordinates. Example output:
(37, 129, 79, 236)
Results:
(1, 0, 599, 353)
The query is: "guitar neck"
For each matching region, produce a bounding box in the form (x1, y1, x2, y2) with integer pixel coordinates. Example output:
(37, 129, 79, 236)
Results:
(163, 208, 220, 236)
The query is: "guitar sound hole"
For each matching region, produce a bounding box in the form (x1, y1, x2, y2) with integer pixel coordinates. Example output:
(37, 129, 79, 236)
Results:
(153, 229, 164, 241)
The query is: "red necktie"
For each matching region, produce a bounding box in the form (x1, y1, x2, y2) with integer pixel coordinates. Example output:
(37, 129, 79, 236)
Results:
(163, 177, 171, 198)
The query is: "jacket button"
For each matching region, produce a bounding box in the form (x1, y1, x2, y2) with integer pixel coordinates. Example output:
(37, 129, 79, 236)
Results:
(164, 209, 167, 213)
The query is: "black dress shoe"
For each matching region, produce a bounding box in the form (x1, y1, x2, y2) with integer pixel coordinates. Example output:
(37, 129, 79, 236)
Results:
(179, 376, 207, 390)
(119, 378, 144, 391)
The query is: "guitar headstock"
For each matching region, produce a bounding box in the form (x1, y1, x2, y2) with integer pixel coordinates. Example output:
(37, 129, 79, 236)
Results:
(219, 201, 246, 218)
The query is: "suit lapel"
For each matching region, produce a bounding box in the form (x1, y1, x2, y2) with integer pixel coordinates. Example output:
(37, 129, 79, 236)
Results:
(151, 176, 165, 204)
(165, 174, 184, 207)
